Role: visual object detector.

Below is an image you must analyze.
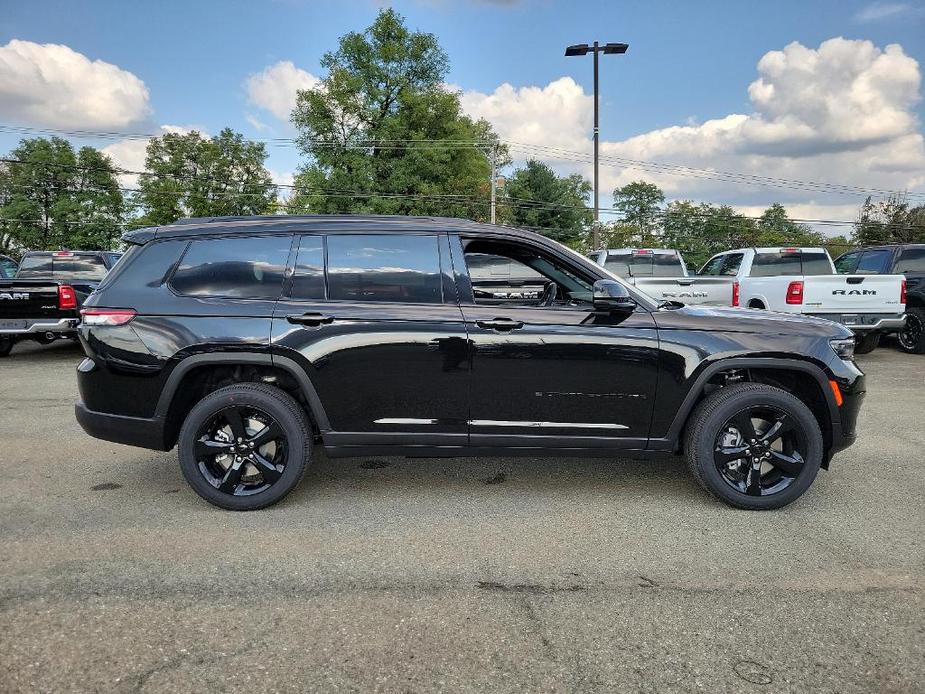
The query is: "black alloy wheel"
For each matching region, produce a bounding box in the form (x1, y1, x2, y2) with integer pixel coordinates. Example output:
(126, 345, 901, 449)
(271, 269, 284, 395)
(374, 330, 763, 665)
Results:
(685, 383, 823, 510)
(897, 308, 925, 354)
(195, 405, 288, 496)
(713, 406, 807, 497)
(178, 383, 311, 510)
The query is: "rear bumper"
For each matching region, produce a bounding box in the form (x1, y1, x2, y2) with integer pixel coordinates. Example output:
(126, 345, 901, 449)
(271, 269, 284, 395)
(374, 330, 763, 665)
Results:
(75, 401, 170, 451)
(0, 317, 79, 335)
(807, 313, 905, 332)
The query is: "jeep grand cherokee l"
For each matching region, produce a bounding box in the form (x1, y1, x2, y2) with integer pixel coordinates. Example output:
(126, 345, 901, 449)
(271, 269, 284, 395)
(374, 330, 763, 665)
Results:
(75, 215, 865, 511)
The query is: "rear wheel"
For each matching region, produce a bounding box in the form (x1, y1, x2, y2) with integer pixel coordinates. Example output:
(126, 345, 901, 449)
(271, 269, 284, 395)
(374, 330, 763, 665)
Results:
(853, 331, 880, 355)
(178, 383, 311, 511)
(897, 307, 925, 354)
(685, 383, 823, 510)
(0, 336, 13, 357)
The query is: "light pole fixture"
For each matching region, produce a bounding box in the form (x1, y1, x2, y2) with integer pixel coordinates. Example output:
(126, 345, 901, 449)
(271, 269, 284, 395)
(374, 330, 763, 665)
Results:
(565, 41, 628, 250)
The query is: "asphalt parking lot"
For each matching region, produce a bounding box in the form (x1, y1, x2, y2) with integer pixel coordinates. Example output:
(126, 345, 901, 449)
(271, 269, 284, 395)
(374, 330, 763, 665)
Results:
(1, 340, 923, 693)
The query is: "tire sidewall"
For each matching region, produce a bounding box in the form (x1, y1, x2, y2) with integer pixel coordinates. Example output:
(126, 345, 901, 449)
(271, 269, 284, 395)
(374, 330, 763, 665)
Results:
(178, 386, 310, 511)
(693, 388, 823, 510)
(898, 308, 925, 354)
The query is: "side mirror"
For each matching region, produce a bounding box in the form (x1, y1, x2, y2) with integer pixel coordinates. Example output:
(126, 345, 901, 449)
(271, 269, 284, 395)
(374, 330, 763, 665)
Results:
(593, 279, 636, 313)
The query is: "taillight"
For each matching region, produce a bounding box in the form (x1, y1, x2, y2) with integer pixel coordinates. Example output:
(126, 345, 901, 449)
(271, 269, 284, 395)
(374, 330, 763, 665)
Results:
(80, 308, 136, 326)
(786, 280, 804, 305)
(58, 285, 77, 310)
(732, 281, 740, 307)
(901, 279, 907, 305)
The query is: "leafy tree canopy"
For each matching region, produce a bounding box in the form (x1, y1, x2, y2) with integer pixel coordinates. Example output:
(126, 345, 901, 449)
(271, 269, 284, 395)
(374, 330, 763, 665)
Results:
(135, 128, 275, 226)
(853, 194, 925, 245)
(0, 137, 123, 255)
(500, 159, 592, 245)
(289, 8, 507, 221)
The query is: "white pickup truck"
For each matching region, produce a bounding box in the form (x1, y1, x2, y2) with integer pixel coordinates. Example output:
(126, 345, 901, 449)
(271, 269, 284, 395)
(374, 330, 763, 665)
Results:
(698, 247, 906, 353)
(588, 248, 736, 306)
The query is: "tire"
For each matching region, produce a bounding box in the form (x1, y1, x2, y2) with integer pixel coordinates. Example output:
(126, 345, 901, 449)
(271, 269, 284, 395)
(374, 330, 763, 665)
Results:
(0, 336, 13, 357)
(897, 307, 925, 354)
(178, 383, 312, 511)
(853, 331, 880, 355)
(684, 383, 823, 510)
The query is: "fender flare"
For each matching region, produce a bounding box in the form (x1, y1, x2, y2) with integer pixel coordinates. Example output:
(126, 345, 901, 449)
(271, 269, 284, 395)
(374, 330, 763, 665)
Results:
(153, 352, 331, 431)
(662, 356, 837, 446)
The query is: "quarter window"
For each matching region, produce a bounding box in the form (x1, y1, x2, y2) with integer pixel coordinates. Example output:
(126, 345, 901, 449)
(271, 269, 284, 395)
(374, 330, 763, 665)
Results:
(326, 234, 443, 303)
(171, 235, 290, 299)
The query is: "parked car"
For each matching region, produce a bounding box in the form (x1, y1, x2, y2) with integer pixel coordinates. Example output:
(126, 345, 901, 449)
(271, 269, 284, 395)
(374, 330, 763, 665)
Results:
(834, 244, 925, 354)
(75, 215, 865, 512)
(0, 250, 122, 357)
(588, 248, 736, 306)
(0, 254, 17, 279)
(698, 247, 906, 353)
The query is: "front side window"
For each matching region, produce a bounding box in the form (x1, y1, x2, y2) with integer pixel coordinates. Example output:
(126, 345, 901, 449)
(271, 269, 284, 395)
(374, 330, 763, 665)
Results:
(326, 234, 443, 303)
(834, 251, 861, 274)
(895, 247, 925, 273)
(171, 235, 290, 299)
(856, 249, 892, 275)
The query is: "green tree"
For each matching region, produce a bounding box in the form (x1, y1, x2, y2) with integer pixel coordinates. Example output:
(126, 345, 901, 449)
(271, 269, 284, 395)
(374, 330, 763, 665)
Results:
(853, 194, 925, 245)
(612, 180, 665, 243)
(756, 203, 823, 246)
(662, 200, 758, 269)
(0, 137, 124, 253)
(500, 160, 591, 244)
(135, 128, 275, 225)
(289, 8, 506, 220)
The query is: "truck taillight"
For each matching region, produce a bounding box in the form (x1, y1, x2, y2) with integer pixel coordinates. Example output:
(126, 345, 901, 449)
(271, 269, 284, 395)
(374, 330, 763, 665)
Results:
(58, 285, 77, 310)
(901, 279, 906, 305)
(786, 281, 804, 305)
(732, 281, 740, 307)
(80, 308, 136, 326)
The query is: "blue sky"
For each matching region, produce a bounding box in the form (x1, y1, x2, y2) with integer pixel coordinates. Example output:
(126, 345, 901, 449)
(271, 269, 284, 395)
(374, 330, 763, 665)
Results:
(1, 0, 924, 230)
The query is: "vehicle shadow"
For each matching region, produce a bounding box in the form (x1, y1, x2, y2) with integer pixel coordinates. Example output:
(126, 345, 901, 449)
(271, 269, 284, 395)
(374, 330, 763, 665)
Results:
(1, 339, 84, 362)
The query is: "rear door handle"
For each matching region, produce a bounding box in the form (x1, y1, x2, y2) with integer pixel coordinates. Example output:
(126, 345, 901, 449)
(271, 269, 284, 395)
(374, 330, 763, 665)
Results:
(287, 312, 335, 326)
(476, 318, 524, 332)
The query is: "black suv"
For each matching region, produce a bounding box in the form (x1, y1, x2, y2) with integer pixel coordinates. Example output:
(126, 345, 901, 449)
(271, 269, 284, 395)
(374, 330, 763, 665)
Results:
(75, 215, 865, 511)
(834, 244, 925, 354)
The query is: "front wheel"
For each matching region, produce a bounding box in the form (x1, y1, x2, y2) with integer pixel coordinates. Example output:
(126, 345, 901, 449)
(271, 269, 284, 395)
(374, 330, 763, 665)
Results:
(684, 383, 823, 510)
(178, 383, 312, 510)
(853, 331, 880, 355)
(897, 307, 925, 354)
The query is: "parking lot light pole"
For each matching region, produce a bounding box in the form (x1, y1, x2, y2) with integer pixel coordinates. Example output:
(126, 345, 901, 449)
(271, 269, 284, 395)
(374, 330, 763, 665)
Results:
(565, 41, 629, 251)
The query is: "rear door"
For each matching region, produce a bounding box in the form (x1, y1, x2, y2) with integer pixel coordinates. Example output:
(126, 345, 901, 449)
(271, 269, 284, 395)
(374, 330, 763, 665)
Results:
(271, 231, 470, 447)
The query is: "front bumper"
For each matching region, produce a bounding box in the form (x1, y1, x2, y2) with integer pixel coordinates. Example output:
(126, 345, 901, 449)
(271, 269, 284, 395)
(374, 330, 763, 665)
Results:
(75, 401, 170, 451)
(807, 312, 905, 333)
(0, 317, 79, 335)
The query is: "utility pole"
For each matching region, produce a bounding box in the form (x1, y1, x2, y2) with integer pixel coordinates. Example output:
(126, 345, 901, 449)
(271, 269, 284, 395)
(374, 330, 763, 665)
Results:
(490, 143, 498, 224)
(565, 40, 629, 250)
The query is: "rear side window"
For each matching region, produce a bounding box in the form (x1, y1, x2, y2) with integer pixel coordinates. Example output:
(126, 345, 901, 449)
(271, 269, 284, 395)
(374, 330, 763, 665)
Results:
(895, 247, 925, 273)
(326, 234, 443, 303)
(171, 235, 290, 299)
(855, 249, 892, 274)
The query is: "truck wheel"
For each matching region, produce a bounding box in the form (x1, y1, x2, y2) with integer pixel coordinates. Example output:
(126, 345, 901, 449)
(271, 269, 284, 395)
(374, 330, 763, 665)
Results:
(897, 308, 925, 354)
(853, 332, 880, 355)
(0, 337, 13, 357)
(684, 383, 823, 510)
(178, 383, 312, 511)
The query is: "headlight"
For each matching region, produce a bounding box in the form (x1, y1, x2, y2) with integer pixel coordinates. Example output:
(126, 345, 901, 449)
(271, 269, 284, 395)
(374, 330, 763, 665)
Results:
(830, 337, 855, 361)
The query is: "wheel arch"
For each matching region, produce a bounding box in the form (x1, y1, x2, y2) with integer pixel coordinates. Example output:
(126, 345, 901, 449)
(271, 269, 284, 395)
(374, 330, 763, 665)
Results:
(663, 357, 837, 464)
(154, 352, 330, 450)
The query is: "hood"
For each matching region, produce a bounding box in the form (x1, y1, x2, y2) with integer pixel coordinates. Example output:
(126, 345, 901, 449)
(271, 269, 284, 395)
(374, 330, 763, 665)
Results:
(654, 305, 853, 339)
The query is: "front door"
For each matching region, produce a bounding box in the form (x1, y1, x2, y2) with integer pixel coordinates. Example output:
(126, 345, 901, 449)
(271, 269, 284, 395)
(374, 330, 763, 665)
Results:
(271, 232, 470, 451)
(454, 235, 660, 451)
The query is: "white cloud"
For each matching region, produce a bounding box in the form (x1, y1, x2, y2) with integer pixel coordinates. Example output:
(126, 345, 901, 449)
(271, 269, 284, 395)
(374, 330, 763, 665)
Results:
(459, 37, 925, 230)
(245, 61, 319, 123)
(854, 2, 920, 22)
(0, 39, 151, 129)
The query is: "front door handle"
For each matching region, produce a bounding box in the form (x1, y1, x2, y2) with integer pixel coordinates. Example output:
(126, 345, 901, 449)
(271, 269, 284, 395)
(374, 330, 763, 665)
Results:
(476, 318, 524, 332)
(287, 312, 335, 326)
